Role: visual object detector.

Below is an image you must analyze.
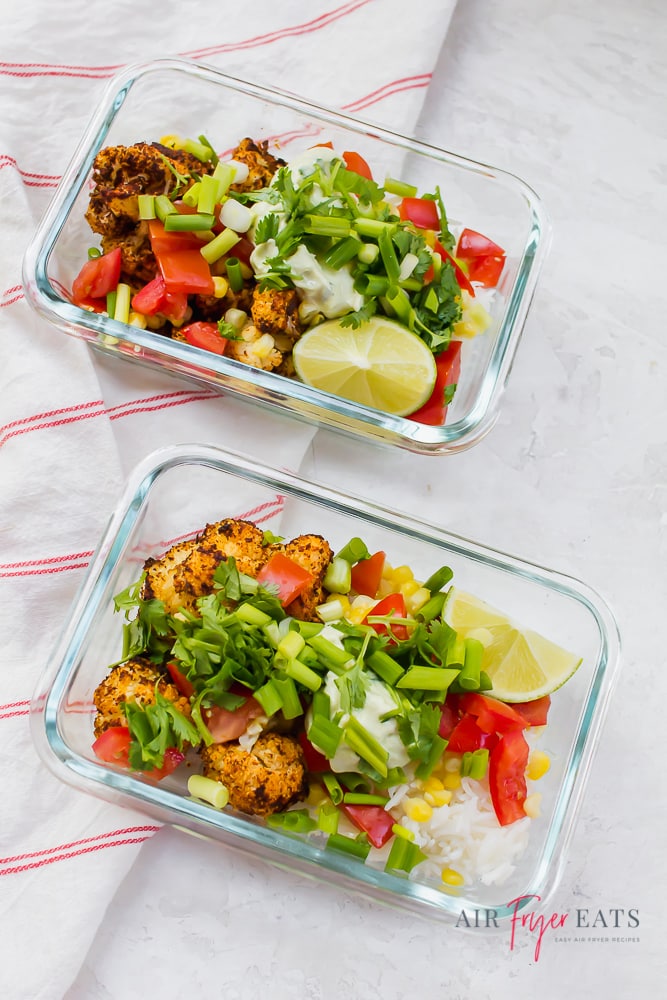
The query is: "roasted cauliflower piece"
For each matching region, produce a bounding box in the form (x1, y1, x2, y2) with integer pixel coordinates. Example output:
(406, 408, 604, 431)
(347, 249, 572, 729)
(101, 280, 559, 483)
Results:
(201, 732, 308, 816)
(279, 533, 333, 621)
(251, 287, 303, 344)
(93, 658, 191, 738)
(141, 537, 200, 612)
(230, 138, 285, 193)
(226, 323, 283, 371)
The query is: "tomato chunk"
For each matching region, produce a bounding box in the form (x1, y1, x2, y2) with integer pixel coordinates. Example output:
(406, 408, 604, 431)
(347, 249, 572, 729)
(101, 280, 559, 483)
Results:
(342, 150, 373, 180)
(350, 550, 386, 598)
(408, 340, 462, 426)
(398, 196, 439, 232)
(458, 693, 528, 734)
(512, 695, 551, 727)
(181, 321, 228, 356)
(342, 803, 395, 848)
(455, 228, 505, 260)
(446, 714, 498, 753)
(363, 593, 409, 641)
(147, 220, 214, 295)
(203, 695, 264, 742)
(256, 552, 314, 605)
(488, 729, 529, 825)
(166, 661, 194, 699)
(92, 725, 131, 767)
(466, 254, 505, 288)
(131, 274, 189, 324)
(72, 247, 121, 308)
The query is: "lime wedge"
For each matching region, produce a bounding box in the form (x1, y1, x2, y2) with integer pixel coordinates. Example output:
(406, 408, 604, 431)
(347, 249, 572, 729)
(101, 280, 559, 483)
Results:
(444, 588, 582, 702)
(292, 317, 437, 416)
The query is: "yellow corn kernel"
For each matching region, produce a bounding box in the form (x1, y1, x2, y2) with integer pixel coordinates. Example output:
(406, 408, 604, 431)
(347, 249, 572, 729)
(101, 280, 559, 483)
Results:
(422, 776, 445, 793)
(401, 579, 421, 598)
(405, 586, 430, 614)
(442, 771, 461, 791)
(425, 789, 453, 808)
(453, 293, 492, 339)
(441, 867, 465, 887)
(254, 334, 276, 359)
(212, 276, 229, 298)
(159, 134, 183, 149)
(527, 750, 551, 781)
(127, 311, 147, 330)
(347, 595, 375, 624)
(403, 797, 433, 823)
(523, 793, 542, 819)
(392, 565, 414, 585)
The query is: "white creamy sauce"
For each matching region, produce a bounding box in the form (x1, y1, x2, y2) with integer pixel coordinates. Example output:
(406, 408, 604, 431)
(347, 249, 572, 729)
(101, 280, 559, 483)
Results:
(323, 671, 410, 774)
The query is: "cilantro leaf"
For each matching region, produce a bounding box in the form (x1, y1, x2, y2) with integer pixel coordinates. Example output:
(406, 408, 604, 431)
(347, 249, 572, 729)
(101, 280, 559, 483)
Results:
(254, 212, 280, 244)
(123, 689, 200, 770)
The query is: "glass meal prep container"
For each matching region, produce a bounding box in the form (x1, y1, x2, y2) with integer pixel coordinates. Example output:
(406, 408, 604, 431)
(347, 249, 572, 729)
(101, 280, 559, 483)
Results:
(31, 444, 620, 925)
(22, 58, 550, 456)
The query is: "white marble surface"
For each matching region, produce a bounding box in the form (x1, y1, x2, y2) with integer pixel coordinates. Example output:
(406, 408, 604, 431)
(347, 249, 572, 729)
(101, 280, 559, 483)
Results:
(66, 1, 666, 996)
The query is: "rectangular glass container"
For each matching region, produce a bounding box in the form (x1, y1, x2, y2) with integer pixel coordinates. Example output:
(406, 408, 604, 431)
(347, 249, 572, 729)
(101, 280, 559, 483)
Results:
(22, 58, 550, 455)
(31, 445, 620, 924)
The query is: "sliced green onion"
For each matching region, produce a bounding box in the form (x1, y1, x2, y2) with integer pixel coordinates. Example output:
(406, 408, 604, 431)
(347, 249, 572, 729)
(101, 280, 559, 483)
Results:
(311, 689, 331, 720)
(335, 538, 371, 563)
(342, 792, 389, 806)
(343, 716, 389, 777)
(87, 246, 101, 259)
(253, 678, 283, 717)
(272, 675, 302, 719)
(355, 273, 390, 298)
(307, 715, 343, 760)
(478, 670, 493, 692)
(182, 181, 201, 208)
(326, 833, 371, 861)
(282, 657, 322, 692)
(415, 592, 447, 623)
(366, 649, 405, 686)
(235, 602, 272, 628)
(294, 620, 323, 640)
(317, 801, 340, 834)
(307, 635, 353, 669)
(384, 835, 427, 873)
(336, 772, 369, 793)
(262, 621, 281, 648)
(457, 637, 483, 691)
(396, 666, 459, 691)
(113, 283, 131, 324)
(357, 242, 379, 265)
(212, 161, 236, 195)
(105, 289, 117, 316)
(198, 134, 219, 165)
(391, 823, 414, 842)
(181, 137, 214, 162)
(155, 195, 177, 221)
(225, 256, 244, 292)
(197, 174, 222, 215)
(277, 629, 306, 660)
(467, 748, 489, 780)
(323, 557, 352, 595)
(137, 194, 156, 220)
(315, 599, 346, 624)
(200, 228, 241, 264)
(446, 636, 466, 670)
(383, 176, 418, 198)
(353, 218, 396, 238)
(266, 809, 317, 833)
(323, 773, 344, 805)
(422, 566, 454, 593)
(164, 213, 215, 232)
(188, 775, 229, 809)
(303, 215, 351, 237)
(323, 236, 361, 270)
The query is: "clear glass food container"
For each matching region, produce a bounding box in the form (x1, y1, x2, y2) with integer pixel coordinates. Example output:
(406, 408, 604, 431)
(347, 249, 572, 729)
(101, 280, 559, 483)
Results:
(22, 58, 550, 456)
(31, 445, 620, 925)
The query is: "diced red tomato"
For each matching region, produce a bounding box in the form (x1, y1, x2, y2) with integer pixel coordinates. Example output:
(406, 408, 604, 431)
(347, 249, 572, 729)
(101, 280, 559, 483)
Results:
(131, 274, 189, 324)
(398, 196, 439, 232)
(342, 150, 373, 180)
(363, 593, 409, 641)
(511, 695, 551, 727)
(72, 247, 122, 309)
(256, 552, 314, 605)
(342, 803, 395, 848)
(181, 321, 228, 356)
(437, 697, 460, 740)
(203, 694, 264, 742)
(446, 713, 499, 753)
(298, 731, 330, 773)
(147, 220, 214, 295)
(145, 747, 185, 781)
(488, 729, 529, 825)
(350, 550, 386, 598)
(466, 254, 505, 288)
(165, 661, 194, 699)
(408, 340, 462, 426)
(455, 228, 505, 260)
(458, 693, 528, 735)
(147, 219, 205, 254)
(433, 240, 475, 296)
(92, 725, 131, 767)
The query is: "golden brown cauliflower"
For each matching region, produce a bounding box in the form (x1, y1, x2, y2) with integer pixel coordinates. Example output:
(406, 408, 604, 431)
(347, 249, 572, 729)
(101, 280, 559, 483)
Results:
(93, 658, 191, 738)
(229, 138, 285, 193)
(226, 323, 283, 371)
(201, 732, 308, 816)
(251, 287, 303, 345)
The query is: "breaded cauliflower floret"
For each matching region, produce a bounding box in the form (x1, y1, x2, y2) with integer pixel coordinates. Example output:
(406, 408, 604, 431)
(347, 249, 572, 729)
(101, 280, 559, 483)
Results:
(93, 658, 191, 737)
(251, 287, 303, 345)
(141, 537, 200, 612)
(201, 732, 308, 816)
(279, 534, 333, 621)
(229, 138, 285, 193)
(226, 322, 283, 371)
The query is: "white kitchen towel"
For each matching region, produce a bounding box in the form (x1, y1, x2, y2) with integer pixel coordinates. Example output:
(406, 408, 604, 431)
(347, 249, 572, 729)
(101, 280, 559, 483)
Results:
(0, 2, 457, 997)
